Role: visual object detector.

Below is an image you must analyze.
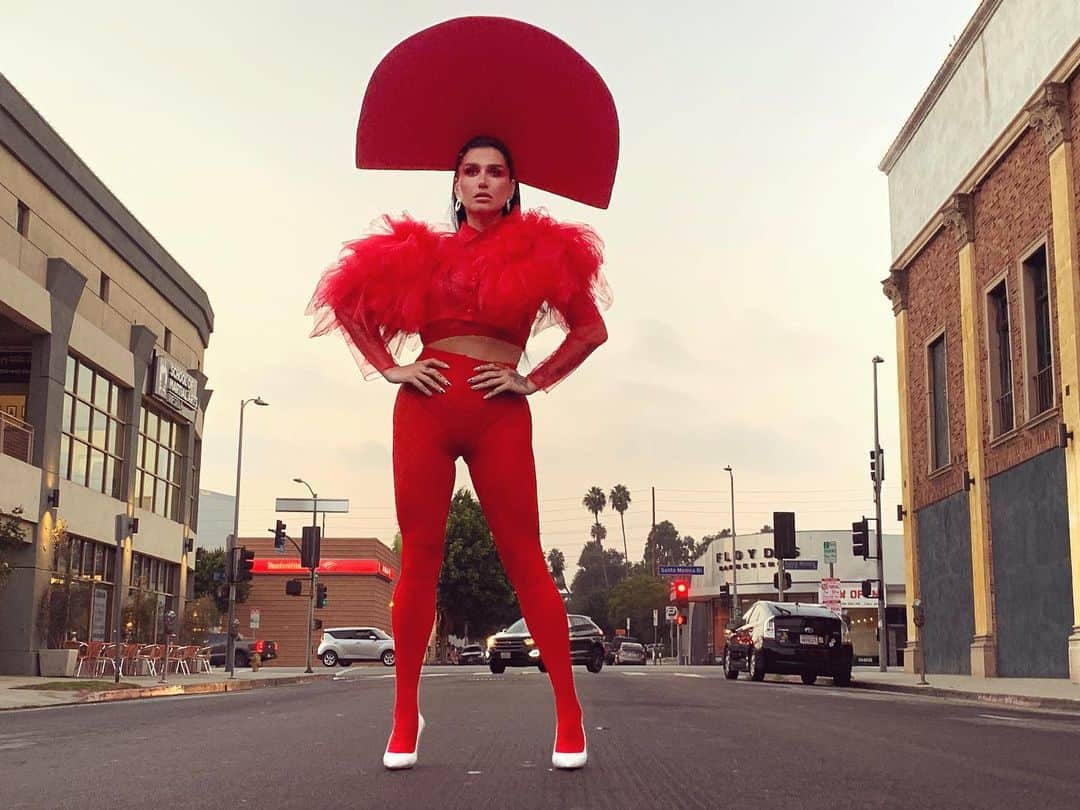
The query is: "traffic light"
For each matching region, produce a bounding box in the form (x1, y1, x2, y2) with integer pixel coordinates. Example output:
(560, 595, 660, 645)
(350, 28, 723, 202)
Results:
(235, 547, 255, 582)
(675, 612, 686, 626)
(772, 571, 792, 591)
(194, 547, 206, 567)
(285, 579, 303, 597)
(673, 580, 689, 605)
(717, 583, 730, 596)
(316, 583, 328, 609)
(301, 525, 321, 569)
(861, 579, 874, 599)
(273, 520, 287, 553)
(852, 518, 870, 559)
(870, 449, 884, 483)
(773, 511, 797, 559)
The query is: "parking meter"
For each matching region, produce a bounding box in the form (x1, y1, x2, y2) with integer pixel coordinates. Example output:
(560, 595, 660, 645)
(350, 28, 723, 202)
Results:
(163, 610, 177, 637)
(230, 616, 241, 639)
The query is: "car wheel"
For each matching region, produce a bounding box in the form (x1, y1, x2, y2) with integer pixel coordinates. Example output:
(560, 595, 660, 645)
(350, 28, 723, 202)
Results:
(489, 661, 506, 674)
(338, 659, 352, 667)
(801, 673, 817, 685)
(749, 649, 765, 682)
(381, 649, 396, 667)
(833, 669, 852, 686)
(537, 661, 547, 673)
(586, 648, 604, 673)
(723, 650, 739, 680)
(321, 650, 338, 667)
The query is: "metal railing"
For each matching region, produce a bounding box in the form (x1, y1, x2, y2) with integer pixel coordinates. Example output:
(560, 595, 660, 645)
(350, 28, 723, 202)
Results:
(0, 411, 34, 463)
(1033, 365, 1054, 415)
(994, 389, 1014, 435)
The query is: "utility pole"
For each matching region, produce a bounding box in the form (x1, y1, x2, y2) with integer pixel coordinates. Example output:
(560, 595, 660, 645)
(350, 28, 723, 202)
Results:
(651, 486, 656, 576)
(294, 478, 320, 674)
(872, 356, 887, 672)
(724, 466, 738, 624)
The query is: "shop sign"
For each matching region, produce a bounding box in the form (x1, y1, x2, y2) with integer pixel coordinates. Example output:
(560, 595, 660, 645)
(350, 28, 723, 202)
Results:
(91, 588, 109, 641)
(151, 354, 198, 421)
(250, 609, 261, 630)
(0, 350, 31, 383)
(252, 558, 396, 580)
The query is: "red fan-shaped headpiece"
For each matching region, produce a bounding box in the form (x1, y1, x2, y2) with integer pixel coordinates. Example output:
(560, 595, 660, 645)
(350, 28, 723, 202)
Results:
(356, 16, 619, 209)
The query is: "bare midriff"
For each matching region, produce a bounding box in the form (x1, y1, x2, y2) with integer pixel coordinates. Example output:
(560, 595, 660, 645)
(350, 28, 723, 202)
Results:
(426, 335, 523, 365)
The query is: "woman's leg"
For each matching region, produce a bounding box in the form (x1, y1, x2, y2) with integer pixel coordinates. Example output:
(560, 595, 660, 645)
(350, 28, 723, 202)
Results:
(388, 391, 456, 753)
(466, 403, 585, 754)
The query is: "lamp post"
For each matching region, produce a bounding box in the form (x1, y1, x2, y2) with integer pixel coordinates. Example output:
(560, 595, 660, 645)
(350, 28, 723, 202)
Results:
(872, 356, 887, 672)
(293, 477, 319, 674)
(724, 465, 738, 624)
(226, 396, 268, 677)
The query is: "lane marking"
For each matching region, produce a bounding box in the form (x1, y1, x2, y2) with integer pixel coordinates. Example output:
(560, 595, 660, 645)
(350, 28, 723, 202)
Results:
(621, 672, 647, 677)
(670, 673, 705, 679)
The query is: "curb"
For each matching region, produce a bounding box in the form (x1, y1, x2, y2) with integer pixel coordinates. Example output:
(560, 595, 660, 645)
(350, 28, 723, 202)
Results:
(851, 679, 1080, 713)
(2, 673, 329, 711)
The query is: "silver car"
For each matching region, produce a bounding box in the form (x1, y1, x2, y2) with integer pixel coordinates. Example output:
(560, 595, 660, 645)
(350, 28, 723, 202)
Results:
(317, 626, 395, 667)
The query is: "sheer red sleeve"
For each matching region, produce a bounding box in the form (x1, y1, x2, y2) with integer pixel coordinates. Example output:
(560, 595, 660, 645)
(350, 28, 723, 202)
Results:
(526, 294, 608, 391)
(307, 216, 441, 379)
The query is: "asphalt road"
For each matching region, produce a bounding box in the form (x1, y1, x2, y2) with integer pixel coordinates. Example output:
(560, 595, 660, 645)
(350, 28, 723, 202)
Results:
(2, 665, 1079, 810)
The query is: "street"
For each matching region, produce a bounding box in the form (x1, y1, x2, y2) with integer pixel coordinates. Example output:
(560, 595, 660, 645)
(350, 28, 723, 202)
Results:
(2, 667, 1078, 810)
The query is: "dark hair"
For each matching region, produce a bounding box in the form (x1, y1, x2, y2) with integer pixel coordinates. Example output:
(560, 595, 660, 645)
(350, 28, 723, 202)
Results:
(451, 135, 521, 230)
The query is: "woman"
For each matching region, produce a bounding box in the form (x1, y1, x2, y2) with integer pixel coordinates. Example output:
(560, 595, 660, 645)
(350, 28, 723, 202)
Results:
(309, 135, 611, 770)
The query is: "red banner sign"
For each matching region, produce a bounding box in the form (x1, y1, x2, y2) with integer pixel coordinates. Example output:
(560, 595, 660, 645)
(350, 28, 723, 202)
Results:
(252, 558, 395, 580)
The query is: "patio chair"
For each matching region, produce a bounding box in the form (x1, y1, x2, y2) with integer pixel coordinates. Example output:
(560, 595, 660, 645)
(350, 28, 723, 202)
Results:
(134, 644, 159, 677)
(97, 643, 119, 677)
(194, 646, 213, 674)
(166, 644, 190, 675)
(71, 642, 90, 677)
(77, 641, 104, 678)
(119, 643, 141, 676)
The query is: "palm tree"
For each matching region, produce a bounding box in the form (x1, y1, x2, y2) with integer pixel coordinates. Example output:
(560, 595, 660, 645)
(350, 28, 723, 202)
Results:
(547, 547, 566, 590)
(609, 484, 632, 575)
(582, 486, 609, 587)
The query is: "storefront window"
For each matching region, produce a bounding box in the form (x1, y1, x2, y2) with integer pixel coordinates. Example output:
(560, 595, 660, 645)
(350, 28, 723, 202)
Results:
(60, 355, 126, 498)
(42, 535, 116, 647)
(136, 406, 185, 520)
(123, 552, 179, 643)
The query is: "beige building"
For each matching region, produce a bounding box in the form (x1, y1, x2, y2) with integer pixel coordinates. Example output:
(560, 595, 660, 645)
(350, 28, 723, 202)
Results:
(0, 72, 213, 674)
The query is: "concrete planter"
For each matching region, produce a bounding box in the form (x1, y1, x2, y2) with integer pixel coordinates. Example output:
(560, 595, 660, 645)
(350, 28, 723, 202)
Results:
(38, 648, 79, 677)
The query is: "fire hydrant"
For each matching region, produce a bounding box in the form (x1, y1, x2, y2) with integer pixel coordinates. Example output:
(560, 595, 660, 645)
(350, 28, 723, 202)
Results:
(251, 650, 261, 672)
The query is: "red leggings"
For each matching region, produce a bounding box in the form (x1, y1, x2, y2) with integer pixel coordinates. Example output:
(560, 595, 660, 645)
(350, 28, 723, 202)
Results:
(387, 347, 584, 754)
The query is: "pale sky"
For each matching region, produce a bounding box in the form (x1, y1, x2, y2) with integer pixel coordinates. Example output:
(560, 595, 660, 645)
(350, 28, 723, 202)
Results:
(1, 1, 980, 564)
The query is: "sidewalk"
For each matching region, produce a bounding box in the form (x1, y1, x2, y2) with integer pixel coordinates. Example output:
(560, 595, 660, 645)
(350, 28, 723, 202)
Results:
(852, 666, 1080, 711)
(0, 666, 337, 711)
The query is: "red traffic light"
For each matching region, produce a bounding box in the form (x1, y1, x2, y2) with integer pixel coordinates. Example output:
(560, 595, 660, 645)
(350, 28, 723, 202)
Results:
(673, 579, 690, 605)
(675, 614, 686, 626)
(675, 582, 688, 595)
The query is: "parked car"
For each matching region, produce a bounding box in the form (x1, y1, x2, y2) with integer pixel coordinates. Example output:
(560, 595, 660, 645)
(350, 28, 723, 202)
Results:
(206, 633, 278, 669)
(317, 627, 395, 667)
(487, 614, 606, 674)
(605, 635, 646, 665)
(722, 601, 853, 685)
(612, 637, 646, 665)
(458, 644, 486, 665)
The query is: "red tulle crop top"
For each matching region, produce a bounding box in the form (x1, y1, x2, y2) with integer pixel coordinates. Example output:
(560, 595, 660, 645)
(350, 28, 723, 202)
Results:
(307, 210, 611, 391)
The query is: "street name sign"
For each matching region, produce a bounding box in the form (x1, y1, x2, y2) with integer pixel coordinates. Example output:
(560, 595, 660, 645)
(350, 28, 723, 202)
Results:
(658, 565, 705, 575)
(785, 560, 819, 570)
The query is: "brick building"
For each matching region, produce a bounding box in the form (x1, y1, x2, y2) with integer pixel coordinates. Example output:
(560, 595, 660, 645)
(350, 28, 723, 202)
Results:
(880, 0, 1080, 680)
(235, 536, 398, 668)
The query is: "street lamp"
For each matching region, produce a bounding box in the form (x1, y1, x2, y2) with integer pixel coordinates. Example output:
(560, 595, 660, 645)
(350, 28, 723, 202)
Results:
(226, 396, 269, 677)
(724, 465, 738, 624)
(293, 477, 319, 674)
(872, 356, 887, 672)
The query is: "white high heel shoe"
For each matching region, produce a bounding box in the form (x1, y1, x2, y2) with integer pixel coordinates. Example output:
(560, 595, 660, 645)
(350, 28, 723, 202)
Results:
(551, 723, 587, 770)
(383, 714, 425, 770)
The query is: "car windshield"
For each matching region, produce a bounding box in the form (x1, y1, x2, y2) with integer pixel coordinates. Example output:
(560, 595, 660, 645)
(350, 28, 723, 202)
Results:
(373, 629, 391, 640)
(505, 618, 529, 634)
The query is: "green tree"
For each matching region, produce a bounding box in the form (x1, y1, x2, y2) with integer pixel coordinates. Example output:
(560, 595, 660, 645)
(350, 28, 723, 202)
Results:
(609, 484, 632, 576)
(193, 548, 250, 615)
(642, 520, 701, 572)
(437, 489, 520, 647)
(547, 547, 566, 590)
(582, 486, 609, 587)
(607, 574, 669, 640)
(0, 506, 26, 591)
(760, 524, 773, 534)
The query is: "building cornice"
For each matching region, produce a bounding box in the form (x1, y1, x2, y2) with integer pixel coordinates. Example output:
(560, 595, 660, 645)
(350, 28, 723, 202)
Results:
(0, 72, 214, 346)
(1026, 82, 1072, 151)
(879, 0, 1003, 173)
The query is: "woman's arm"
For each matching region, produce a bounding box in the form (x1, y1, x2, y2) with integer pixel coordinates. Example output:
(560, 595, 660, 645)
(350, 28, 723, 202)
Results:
(526, 293, 609, 392)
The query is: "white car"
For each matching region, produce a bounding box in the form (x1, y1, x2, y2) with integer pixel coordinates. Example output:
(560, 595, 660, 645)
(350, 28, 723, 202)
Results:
(317, 626, 395, 667)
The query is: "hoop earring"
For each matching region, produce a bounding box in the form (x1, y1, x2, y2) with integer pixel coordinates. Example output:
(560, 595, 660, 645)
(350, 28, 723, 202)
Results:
(504, 196, 514, 214)
(454, 197, 463, 213)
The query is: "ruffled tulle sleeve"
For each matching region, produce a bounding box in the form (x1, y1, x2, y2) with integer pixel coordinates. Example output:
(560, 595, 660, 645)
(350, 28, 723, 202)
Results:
(520, 215, 612, 391)
(307, 216, 442, 379)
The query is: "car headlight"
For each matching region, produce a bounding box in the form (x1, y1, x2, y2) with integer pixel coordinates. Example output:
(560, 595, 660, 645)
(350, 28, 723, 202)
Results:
(524, 637, 535, 647)
(486, 635, 496, 649)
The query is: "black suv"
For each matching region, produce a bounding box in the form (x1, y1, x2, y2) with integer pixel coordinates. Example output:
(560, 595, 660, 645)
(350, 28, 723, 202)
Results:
(722, 601, 853, 685)
(487, 614, 606, 674)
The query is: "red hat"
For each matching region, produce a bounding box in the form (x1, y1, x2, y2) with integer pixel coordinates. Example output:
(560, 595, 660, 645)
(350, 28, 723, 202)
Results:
(355, 16, 619, 209)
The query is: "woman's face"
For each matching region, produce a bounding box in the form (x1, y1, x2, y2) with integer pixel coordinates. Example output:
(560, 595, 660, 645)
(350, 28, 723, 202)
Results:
(454, 146, 515, 216)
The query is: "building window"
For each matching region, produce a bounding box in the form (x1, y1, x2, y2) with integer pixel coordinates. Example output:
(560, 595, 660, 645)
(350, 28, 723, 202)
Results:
(60, 356, 126, 497)
(124, 552, 179, 643)
(928, 334, 949, 471)
(99, 273, 110, 303)
(43, 535, 117, 647)
(137, 406, 185, 520)
(163, 328, 172, 353)
(16, 200, 30, 236)
(986, 280, 1014, 435)
(1022, 245, 1054, 417)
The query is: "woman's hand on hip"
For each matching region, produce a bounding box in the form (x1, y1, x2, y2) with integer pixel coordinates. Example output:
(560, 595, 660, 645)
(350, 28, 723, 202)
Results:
(383, 359, 451, 396)
(468, 364, 538, 398)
